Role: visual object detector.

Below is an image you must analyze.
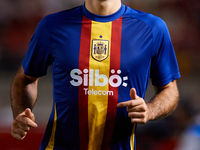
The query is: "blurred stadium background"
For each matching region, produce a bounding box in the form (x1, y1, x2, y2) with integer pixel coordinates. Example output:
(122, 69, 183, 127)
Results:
(0, 0, 200, 149)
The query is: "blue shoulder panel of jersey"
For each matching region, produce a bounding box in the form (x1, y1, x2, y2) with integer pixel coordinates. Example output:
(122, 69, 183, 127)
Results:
(22, 6, 83, 77)
(123, 6, 181, 86)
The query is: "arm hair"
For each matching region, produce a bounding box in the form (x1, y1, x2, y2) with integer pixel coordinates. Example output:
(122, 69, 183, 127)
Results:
(10, 66, 39, 119)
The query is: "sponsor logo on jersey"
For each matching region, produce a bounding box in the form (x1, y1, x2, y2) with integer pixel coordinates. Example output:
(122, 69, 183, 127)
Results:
(92, 40, 109, 62)
(70, 68, 128, 96)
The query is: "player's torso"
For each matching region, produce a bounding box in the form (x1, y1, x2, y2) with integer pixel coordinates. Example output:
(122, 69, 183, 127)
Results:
(50, 15, 153, 99)
(41, 6, 154, 150)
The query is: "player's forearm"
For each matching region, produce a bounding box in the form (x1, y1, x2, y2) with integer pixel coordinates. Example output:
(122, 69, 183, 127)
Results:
(10, 67, 39, 119)
(147, 80, 179, 121)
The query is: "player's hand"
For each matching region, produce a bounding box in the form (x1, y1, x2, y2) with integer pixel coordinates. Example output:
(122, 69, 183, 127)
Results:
(117, 88, 149, 124)
(11, 108, 38, 140)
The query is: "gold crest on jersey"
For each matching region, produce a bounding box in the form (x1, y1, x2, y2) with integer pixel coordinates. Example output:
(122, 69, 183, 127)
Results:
(92, 39, 109, 62)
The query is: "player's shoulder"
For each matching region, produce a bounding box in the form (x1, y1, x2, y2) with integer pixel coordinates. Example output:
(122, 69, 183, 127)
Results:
(38, 5, 83, 29)
(123, 5, 167, 31)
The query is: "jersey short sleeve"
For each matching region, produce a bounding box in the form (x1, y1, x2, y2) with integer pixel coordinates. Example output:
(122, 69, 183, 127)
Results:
(22, 16, 53, 77)
(150, 16, 180, 86)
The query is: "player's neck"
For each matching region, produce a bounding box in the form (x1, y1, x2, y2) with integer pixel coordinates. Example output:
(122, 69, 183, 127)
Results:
(85, 0, 121, 16)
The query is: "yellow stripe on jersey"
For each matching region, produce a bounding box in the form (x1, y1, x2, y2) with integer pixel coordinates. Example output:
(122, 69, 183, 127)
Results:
(45, 103, 57, 150)
(88, 21, 112, 150)
(130, 124, 136, 150)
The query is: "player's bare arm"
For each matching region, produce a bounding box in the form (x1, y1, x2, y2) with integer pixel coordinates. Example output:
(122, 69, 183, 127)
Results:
(11, 66, 39, 140)
(147, 80, 179, 120)
(117, 80, 179, 124)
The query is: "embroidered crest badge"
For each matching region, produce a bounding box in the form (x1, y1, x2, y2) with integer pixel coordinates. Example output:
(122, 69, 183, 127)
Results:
(92, 39, 109, 62)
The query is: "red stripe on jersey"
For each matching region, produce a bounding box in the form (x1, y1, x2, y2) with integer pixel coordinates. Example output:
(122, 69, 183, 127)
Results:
(78, 16, 91, 150)
(101, 17, 122, 150)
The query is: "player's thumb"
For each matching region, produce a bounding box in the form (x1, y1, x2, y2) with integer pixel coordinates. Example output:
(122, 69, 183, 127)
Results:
(130, 88, 138, 100)
(25, 108, 35, 121)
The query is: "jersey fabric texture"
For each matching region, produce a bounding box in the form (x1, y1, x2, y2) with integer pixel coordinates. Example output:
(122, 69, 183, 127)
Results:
(22, 3, 181, 150)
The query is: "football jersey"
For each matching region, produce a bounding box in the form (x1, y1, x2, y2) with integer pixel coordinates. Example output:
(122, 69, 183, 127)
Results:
(22, 3, 181, 150)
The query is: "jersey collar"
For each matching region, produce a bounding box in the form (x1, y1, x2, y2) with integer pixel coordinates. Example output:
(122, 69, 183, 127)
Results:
(81, 3, 125, 22)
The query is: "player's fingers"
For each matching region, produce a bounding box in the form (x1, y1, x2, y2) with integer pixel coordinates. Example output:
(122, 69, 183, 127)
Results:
(13, 119, 31, 132)
(117, 99, 141, 108)
(24, 117, 38, 128)
(15, 114, 38, 129)
(126, 104, 147, 112)
(127, 111, 148, 124)
(130, 88, 139, 100)
(11, 131, 23, 140)
(11, 129, 27, 140)
(12, 118, 31, 136)
(25, 108, 35, 121)
(128, 111, 146, 119)
(11, 123, 28, 140)
(117, 89, 142, 108)
(126, 99, 147, 112)
(130, 117, 148, 124)
(117, 101, 130, 108)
